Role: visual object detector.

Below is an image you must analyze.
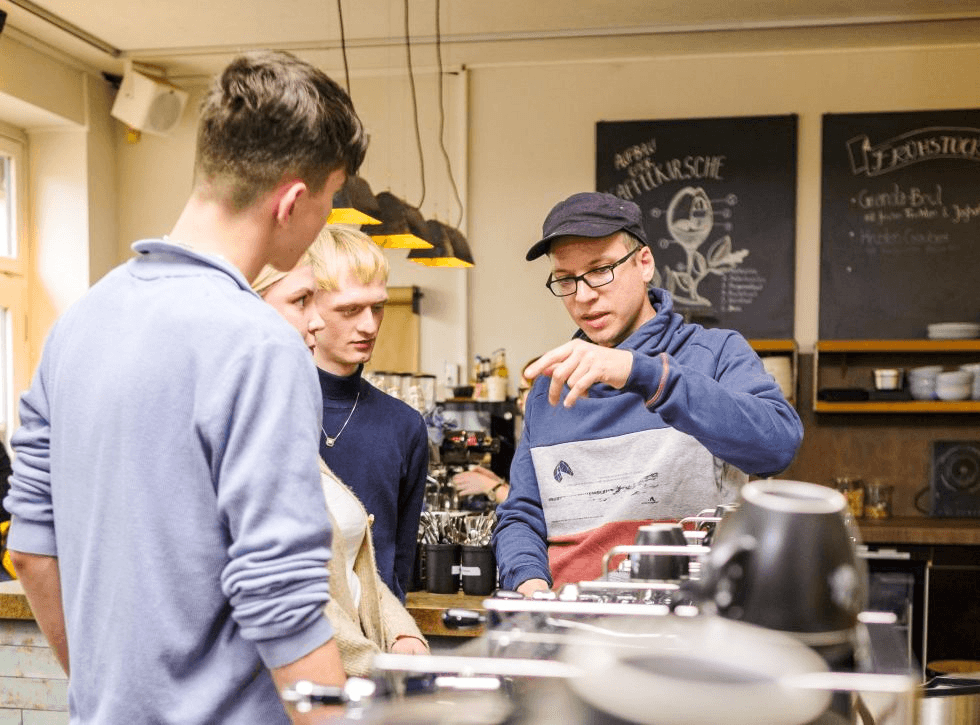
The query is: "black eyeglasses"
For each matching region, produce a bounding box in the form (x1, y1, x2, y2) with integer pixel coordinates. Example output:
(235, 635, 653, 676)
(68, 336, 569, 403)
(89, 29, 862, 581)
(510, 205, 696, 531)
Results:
(545, 246, 641, 297)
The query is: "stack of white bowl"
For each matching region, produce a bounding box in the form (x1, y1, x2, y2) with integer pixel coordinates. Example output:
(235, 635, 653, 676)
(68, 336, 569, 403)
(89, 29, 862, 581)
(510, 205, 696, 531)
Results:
(908, 365, 942, 400)
(959, 363, 980, 400)
(936, 369, 974, 401)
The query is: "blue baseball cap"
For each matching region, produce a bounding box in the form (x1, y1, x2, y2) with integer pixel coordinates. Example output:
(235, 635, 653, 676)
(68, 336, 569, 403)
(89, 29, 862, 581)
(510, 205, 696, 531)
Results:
(526, 192, 648, 261)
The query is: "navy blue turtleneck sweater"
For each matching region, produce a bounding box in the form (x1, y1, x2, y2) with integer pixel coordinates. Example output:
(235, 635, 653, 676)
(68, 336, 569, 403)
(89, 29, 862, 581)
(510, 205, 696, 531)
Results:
(317, 366, 428, 602)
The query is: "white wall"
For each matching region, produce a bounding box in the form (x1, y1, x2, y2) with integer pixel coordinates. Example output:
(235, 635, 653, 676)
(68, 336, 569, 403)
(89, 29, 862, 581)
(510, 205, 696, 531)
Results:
(113, 93, 196, 257)
(85, 74, 120, 285)
(30, 127, 90, 311)
(27, 97, 119, 366)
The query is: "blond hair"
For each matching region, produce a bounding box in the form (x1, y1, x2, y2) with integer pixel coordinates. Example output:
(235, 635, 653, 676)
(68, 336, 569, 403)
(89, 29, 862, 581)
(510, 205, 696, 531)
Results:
(251, 250, 313, 297)
(308, 225, 389, 292)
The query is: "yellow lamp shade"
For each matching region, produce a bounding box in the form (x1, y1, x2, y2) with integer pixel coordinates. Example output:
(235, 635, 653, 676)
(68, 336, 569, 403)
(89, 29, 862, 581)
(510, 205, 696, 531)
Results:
(361, 192, 434, 250)
(407, 220, 474, 267)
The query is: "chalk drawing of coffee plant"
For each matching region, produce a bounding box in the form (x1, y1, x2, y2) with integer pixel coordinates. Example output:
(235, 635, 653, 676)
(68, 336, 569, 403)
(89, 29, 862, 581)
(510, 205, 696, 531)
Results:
(657, 186, 748, 306)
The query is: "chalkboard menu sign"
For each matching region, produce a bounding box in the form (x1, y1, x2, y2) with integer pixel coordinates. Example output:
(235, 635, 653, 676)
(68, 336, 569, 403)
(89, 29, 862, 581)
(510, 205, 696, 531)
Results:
(596, 115, 797, 339)
(820, 109, 980, 339)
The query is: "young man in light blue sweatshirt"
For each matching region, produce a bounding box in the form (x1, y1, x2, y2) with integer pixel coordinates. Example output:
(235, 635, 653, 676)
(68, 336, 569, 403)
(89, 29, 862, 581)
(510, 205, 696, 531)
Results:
(5, 50, 366, 724)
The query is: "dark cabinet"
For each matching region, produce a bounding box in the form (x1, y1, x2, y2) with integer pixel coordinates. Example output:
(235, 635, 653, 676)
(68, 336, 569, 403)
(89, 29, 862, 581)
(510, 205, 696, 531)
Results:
(927, 545, 980, 665)
(863, 542, 980, 675)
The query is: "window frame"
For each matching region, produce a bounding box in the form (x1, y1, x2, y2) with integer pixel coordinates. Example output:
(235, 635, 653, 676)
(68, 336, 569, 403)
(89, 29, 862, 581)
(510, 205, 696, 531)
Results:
(0, 124, 28, 277)
(0, 123, 30, 440)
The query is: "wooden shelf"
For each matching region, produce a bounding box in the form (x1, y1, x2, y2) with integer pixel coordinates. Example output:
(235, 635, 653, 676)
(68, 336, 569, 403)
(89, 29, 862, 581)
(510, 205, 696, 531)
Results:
(747, 338, 797, 353)
(817, 339, 980, 353)
(814, 339, 980, 414)
(815, 400, 980, 414)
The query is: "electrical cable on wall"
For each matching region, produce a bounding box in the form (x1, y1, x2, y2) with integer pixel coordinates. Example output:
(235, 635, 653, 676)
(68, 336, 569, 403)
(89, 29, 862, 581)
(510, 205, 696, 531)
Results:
(434, 0, 464, 228)
(335, 0, 351, 93)
(403, 0, 426, 209)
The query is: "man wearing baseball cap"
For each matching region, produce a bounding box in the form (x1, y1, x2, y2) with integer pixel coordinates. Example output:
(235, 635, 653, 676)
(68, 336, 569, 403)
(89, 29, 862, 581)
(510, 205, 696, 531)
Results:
(493, 192, 803, 596)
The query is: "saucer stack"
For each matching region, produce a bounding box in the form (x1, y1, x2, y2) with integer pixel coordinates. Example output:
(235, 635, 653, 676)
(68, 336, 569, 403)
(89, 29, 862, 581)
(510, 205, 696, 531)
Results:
(927, 322, 980, 340)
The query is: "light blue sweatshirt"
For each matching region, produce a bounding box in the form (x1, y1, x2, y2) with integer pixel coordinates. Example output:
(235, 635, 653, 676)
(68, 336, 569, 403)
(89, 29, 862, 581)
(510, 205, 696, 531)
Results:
(6, 240, 335, 724)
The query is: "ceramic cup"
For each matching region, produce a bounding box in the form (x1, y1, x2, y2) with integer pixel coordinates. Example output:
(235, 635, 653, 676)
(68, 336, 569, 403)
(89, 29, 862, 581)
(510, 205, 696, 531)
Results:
(631, 523, 688, 581)
(697, 480, 868, 639)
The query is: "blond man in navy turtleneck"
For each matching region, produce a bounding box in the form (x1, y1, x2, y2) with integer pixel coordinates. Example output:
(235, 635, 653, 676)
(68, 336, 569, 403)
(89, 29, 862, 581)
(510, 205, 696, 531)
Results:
(308, 226, 428, 602)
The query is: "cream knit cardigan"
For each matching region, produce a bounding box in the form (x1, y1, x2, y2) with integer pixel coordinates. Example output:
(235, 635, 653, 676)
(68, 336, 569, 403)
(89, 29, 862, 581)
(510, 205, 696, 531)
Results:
(319, 459, 428, 676)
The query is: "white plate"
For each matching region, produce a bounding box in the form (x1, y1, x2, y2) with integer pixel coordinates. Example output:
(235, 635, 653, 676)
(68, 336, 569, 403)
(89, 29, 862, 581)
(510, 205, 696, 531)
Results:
(928, 322, 980, 339)
(563, 615, 831, 725)
(929, 321, 980, 329)
(928, 332, 979, 340)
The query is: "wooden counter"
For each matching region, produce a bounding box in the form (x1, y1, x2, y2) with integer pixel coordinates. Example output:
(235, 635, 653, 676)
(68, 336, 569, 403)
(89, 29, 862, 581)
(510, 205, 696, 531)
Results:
(856, 517, 980, 546)
(0, 580, 33, 620)
(404, 590, 488, 638)
(0, 580, 490, 640)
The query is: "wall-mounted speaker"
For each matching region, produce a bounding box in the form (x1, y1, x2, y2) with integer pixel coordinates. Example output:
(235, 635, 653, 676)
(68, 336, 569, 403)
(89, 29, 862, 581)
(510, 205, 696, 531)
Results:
(110, 69, 189, 137)
(930, 440, 980, 517)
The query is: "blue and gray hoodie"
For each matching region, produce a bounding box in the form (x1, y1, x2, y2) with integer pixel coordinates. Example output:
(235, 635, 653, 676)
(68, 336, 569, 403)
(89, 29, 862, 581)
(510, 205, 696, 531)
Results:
(493, 288, 803, 590)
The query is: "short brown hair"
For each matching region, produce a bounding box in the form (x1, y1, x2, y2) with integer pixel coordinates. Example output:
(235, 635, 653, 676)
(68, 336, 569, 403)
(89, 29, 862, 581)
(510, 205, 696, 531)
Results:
(195, 50, 367, 210)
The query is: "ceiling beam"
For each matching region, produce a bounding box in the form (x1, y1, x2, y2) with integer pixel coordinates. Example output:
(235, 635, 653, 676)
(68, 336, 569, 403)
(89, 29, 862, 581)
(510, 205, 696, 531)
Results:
(5, 0, 121, 57)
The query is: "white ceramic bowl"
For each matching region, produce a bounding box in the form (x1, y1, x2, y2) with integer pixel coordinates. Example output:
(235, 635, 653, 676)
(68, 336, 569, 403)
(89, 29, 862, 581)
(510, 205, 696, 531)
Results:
(936, 369, 972, 401)
(909, 366, 940, 400)
(910, 380, 936, 400)
(936, 383, 972, 401)
(937, 370, 973, 386)
(959, 363, 980, 399)
(908, 365, 942, 379)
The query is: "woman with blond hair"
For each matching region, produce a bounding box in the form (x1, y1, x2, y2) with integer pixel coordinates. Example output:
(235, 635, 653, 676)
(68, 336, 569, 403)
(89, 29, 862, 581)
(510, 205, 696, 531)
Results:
(253, 251, 428, 676)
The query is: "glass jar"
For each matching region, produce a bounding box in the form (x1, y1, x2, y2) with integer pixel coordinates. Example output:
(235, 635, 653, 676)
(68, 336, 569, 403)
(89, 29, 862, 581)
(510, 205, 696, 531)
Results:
(833, 476, 865, 519)
(864, 480, 893, 520)
(412, 374, 437, 413)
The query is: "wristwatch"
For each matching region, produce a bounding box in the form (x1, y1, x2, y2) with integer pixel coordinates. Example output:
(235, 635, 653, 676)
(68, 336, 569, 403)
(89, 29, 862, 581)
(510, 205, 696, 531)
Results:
(489, 480, 507, 500)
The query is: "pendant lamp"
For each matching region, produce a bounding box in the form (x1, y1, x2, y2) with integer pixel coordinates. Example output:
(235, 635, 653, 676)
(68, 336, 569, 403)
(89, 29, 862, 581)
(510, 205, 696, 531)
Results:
(326, 175, 382, 225)
(408, 220, 474, 267)
(361, 192, 433, 249)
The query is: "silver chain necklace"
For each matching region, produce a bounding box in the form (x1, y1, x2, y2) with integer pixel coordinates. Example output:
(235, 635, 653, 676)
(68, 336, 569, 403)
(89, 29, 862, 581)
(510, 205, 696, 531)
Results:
(322, 391, 360, 448)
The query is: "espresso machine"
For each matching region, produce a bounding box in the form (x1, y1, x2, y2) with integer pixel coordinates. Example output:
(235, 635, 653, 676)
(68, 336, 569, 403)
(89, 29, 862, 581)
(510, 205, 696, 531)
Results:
(287, 481, 919, 725)
(426, 429, 502, 512)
